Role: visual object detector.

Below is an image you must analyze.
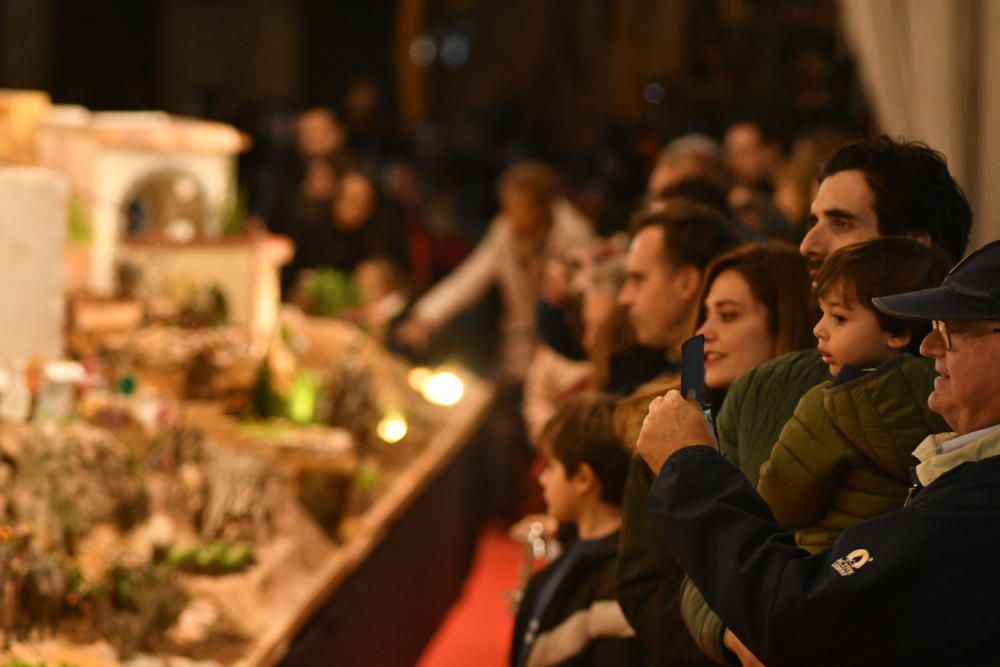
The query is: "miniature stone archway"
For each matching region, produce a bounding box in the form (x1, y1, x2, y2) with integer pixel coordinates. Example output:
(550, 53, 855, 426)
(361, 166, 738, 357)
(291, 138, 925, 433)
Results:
(119, 167, 209, 241)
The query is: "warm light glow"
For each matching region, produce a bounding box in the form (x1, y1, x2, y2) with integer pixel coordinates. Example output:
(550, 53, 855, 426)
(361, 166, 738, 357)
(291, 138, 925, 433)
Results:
(421, 371, 464, 406)
(377, 413, 408, 443)
(164, 218, 196, 242)
(43, 361, 86, 383)
(408, 366, 432, 391)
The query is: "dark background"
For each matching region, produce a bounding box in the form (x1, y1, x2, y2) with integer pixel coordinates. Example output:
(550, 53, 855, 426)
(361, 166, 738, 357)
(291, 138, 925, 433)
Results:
(0, 0, 868, 156)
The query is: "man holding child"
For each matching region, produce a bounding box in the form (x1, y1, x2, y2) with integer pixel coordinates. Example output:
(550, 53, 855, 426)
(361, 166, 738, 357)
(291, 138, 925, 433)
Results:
(673, 136, 975, 664)
(636, 240, 1000, 666)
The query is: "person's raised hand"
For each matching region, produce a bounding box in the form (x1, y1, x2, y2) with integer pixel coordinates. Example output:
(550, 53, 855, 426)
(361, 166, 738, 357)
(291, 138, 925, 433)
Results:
(724, 629, 766, 667)
(635, 389, 717, 474)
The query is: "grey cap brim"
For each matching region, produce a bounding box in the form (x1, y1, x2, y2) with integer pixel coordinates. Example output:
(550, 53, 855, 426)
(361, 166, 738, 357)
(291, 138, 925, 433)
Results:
(873, 285, 1000, 321)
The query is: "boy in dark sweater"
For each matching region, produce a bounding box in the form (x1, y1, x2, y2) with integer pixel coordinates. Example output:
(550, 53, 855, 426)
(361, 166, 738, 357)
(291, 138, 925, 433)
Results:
(511, 392, 650, 667)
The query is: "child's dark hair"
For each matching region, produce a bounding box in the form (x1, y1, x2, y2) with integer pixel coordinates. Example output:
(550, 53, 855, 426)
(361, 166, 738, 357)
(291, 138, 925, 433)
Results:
(540, 392, 629, 505)
(815, 238, 952, 354)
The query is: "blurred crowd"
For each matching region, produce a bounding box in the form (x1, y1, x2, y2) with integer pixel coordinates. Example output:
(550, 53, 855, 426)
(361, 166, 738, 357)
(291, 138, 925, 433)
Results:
(240, 89, 858, 517)
(242, 78, 855, 372)
(239, 80, 1000, 667)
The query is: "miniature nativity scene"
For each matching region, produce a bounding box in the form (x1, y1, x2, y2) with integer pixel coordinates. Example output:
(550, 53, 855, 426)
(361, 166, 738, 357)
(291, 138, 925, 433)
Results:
(0, 89, 492, 667)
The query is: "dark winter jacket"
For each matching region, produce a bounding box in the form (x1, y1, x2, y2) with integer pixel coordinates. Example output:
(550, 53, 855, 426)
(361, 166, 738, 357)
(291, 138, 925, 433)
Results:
(512, 531, 650, 667)
(680, 348, 829, 663)
(649, 427, 1000, 667)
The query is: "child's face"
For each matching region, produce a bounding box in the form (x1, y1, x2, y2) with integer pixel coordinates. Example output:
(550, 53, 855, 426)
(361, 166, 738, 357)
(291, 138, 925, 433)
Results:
(538, 456, 584, 524)
(814, 284, 907, 376)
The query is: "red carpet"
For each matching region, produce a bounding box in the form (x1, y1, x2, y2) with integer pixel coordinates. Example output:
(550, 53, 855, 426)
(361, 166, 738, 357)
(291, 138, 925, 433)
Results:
(417, 522, 524, 667)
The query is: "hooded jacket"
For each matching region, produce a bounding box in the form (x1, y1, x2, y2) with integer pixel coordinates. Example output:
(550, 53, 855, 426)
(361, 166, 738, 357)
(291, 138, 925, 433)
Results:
(757, 354, 947, 551)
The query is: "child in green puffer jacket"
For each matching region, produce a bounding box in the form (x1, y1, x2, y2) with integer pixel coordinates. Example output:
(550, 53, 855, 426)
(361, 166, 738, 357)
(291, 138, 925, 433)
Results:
(757, 238, 952, 552)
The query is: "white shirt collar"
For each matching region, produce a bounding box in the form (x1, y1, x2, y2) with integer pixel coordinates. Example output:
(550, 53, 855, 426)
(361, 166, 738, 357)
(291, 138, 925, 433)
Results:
(939, 423, 1000, 454)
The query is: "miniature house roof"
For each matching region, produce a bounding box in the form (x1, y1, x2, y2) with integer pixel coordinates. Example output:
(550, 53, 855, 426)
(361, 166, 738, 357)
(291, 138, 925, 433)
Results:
(40, 109, 248, 155)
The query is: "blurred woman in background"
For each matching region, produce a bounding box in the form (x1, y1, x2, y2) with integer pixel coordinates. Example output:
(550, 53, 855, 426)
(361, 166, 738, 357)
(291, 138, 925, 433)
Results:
(282, 167, 408, 296)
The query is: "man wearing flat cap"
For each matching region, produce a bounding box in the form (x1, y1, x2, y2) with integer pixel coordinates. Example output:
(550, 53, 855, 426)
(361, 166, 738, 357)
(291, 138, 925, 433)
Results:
(635, 240, 1000, 666)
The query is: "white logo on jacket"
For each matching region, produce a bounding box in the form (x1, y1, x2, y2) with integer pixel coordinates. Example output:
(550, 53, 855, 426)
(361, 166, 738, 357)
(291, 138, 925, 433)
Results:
(831, 549, 873, 576)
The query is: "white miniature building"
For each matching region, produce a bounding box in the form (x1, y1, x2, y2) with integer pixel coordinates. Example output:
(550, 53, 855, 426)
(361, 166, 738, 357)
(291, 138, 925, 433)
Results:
(36, 109, 246, 293)
(0, 166, 68, 359)
(32, 107, 290, 345)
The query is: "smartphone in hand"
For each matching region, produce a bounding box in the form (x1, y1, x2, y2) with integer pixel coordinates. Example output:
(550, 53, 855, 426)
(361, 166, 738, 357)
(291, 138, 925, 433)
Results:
(680, 334, 707, 408)
(680, 334, 716, 434)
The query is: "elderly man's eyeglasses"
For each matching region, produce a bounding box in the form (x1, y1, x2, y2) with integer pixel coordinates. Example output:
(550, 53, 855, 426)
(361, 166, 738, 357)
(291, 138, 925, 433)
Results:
(932, 320, 1000, 351)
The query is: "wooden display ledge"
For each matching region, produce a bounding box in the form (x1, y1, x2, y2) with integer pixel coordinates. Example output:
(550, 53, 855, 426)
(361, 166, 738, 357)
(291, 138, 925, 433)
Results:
(242, 377, 494, 667)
